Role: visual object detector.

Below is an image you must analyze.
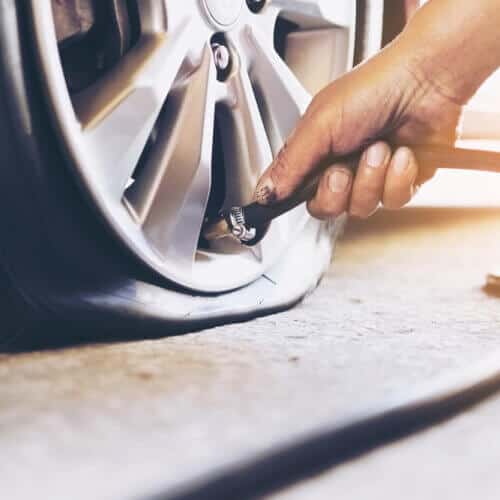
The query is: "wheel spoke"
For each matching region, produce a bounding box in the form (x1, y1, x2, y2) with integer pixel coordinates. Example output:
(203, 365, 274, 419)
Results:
(220, 66, 273, 208)
(278, 27, 352, 95)
(245, 26, 311, 154)
(269, 0, 354, 28)
(126, 47, 216, 270)
(76, 20, 197, 196)
(31, 0, 358, 290)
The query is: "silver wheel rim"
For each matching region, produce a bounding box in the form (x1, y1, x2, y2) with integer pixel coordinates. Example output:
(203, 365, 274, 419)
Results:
(30, 0, 359, 293)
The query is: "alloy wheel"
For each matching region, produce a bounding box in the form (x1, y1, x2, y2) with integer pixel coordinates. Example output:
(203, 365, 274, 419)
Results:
(30, 0, 359, 292)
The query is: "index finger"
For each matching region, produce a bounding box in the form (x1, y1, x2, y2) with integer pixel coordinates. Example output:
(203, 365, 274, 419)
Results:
(253, 96, 333, 205)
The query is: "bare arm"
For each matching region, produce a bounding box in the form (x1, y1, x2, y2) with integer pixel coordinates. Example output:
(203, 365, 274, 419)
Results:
(254, 0, 500, 219)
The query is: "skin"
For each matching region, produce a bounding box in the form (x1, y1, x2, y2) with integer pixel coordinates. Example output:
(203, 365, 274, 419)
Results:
(254, 0, 500, 219)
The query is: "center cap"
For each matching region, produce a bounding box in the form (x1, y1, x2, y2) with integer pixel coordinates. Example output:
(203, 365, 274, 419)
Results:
(202, 0, 244, 28)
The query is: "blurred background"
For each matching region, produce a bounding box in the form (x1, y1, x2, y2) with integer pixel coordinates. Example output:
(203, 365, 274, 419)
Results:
(412, 71, 500, 207)
(398, 0, 500, 207)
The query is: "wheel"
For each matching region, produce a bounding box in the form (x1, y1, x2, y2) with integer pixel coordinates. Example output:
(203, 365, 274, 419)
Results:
(30, 0, 386, 293)
(0, 1, 385, 342)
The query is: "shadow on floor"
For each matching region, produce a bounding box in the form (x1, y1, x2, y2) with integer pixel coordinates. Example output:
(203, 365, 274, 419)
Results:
(2, 207, 499, 355)
(343, 206, 500, 242)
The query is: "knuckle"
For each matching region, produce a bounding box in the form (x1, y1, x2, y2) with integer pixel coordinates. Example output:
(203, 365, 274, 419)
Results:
(306, 100, 339, 150)
(324, 200, 347, 218)
(357, 186, 381, 205)
(350, 209, 369, 219)
(307, 202, 329, 220)
(307, 107, 330, 139)
(350, 201, 377, 219)
(352, 206, 371, 218)
(351, 184, 381, 211)
(383, 195, 406, 210)
(308, 195, 345, 220)
(269, 147, 294, 199)
(307, 87, 330, 116)
(272, 146, 292, 178)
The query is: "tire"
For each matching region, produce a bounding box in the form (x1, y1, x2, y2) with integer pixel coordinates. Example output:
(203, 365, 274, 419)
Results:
(0, 1, 386, 347)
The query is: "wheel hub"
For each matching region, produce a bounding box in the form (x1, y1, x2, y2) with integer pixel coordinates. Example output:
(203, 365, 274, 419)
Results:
(30, 0, 363, 292)
(202, 0, 244, 29)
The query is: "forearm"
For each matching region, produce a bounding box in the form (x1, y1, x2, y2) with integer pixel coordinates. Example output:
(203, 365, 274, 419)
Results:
(254, 0, 499, 215)
(391, 0, 500, 104)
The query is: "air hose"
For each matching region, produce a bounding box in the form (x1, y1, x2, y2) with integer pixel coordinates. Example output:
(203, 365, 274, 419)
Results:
(149, 351, 500, 500)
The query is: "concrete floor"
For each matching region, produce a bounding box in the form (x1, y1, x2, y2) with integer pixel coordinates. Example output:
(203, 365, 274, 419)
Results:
(1, 207, 500, 499)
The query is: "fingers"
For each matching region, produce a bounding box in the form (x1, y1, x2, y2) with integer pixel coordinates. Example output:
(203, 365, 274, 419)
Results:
(383, 147, 419, 209)
(349, 142, 391, 218)
(307, 143, 420, 220)
(307, 165, 353, 219)
(308, 141, 391, 220)
(254, 92, 335, 205)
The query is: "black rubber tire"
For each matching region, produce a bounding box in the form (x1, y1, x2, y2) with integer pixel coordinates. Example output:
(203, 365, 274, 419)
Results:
(0, 1, 396, 349)
(0, 0, 171, 348)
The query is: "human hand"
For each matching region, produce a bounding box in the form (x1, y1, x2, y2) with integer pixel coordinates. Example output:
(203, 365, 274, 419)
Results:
(254, 0, 499, 219)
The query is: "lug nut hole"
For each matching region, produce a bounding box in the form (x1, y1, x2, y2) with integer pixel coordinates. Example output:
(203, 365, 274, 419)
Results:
(246, 0, 266, 14)
(211, 33, 232, 81)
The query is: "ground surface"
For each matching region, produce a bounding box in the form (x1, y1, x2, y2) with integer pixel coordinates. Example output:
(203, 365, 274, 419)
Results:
(1, 207, 500, 500)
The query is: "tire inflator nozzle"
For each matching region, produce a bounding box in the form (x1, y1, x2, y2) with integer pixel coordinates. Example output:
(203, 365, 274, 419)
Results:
(202, 144, 500, 246)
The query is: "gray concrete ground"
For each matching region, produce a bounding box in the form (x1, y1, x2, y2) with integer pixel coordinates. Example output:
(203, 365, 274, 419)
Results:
(1, 207, 500, 499)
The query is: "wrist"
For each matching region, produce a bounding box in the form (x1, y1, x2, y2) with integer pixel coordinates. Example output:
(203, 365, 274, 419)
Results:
(394, 0, 500, 106)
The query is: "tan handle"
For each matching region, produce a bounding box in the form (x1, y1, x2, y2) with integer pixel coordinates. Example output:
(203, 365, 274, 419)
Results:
(413, 144, 500, 173)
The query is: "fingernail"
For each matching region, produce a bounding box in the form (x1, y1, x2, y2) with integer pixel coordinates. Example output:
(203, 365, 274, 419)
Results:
(254, 177, 277, 205)
(329, 170, 350, 193)
(393, 148, 410, 174)
(366, 142, 388, 168)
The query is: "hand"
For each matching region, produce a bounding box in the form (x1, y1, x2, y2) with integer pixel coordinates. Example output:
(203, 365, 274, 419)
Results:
(254, 0, 500, 219)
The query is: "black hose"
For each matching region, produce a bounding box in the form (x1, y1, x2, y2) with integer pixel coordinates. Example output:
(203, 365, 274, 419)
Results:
(146, 354, 500, 500)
